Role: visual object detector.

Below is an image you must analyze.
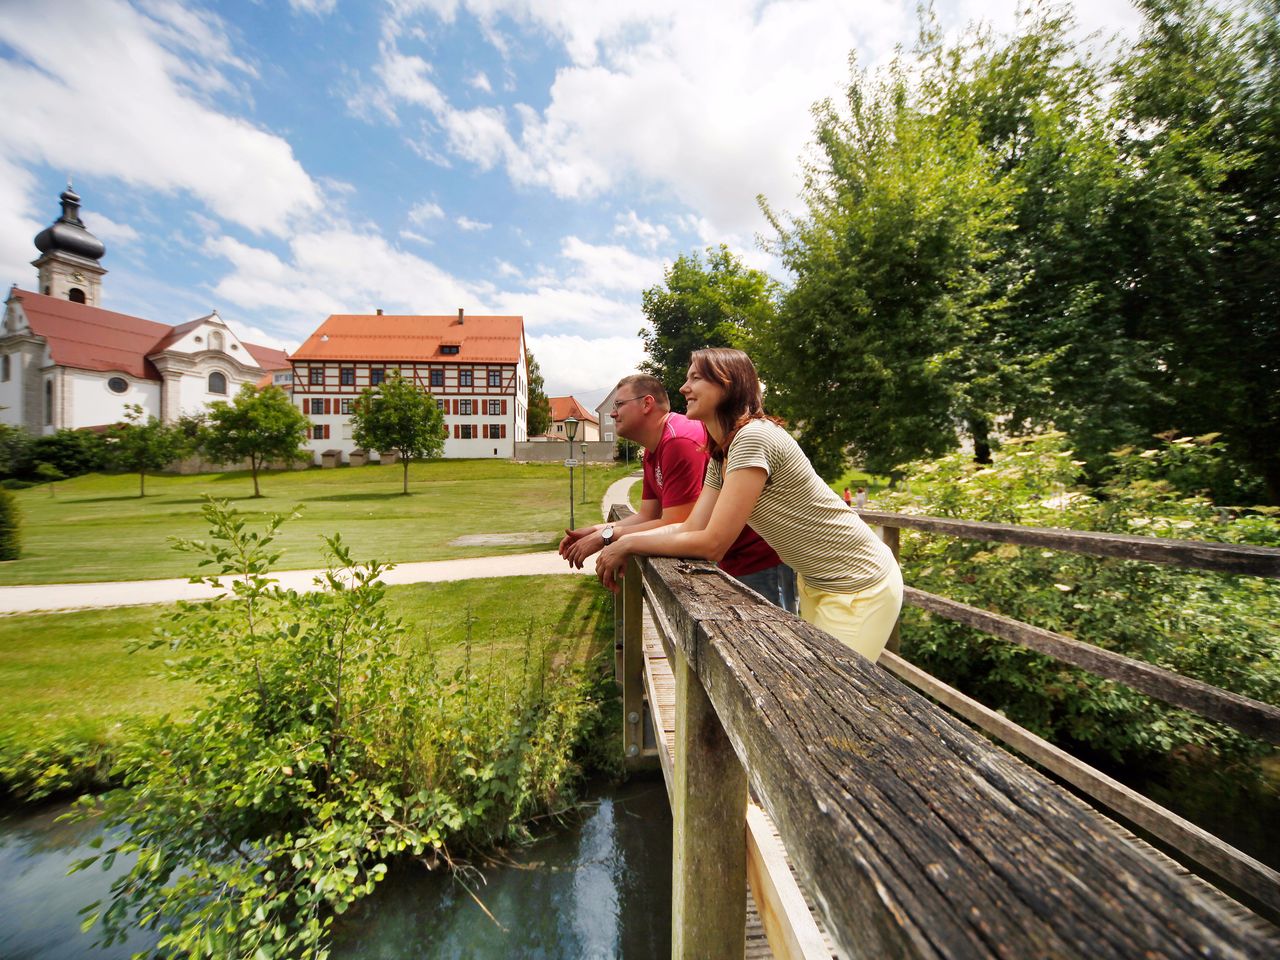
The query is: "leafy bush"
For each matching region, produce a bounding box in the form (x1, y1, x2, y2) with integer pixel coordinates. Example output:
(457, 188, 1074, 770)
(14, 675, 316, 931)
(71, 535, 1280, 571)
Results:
(28, 428, 111, 478)
(881, 433, 1280, 772)
(0, 728, 114, 801)
(73, 500, 608, 958)
(0, 486, 17, 560)
(0, 478, 36, 490)
(0, 423, 34, 477)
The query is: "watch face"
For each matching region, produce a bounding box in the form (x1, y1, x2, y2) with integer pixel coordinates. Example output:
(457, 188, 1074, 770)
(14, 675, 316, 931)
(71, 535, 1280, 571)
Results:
(602, 526, 614, 542)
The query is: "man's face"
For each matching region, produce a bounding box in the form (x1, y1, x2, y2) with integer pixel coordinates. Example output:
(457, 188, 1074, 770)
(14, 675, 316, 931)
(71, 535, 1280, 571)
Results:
(610, 391, 648, 442)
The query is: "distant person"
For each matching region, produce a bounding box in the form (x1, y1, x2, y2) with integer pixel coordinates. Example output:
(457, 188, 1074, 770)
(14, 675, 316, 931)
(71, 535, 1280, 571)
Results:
(855, 487, 868, 510)
(559, 374, 797, 611)
(842, 486, 853, 508)
(596, 350, 901, 662)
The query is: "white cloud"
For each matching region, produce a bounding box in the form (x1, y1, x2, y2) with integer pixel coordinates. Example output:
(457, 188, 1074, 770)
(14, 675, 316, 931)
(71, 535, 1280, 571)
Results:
(559, 236, 663, 293)
(409, 200, 445, 224)
(455, 216, 491, 232)
(469, 71, 493, 93)
(289, 0, 338, 15)
(83, 212, 140, 244)
(399, 228, 433, 244)
(526, 333, 646, 402)
(613, 210, 671, 251)
(0, 0, 321, 237)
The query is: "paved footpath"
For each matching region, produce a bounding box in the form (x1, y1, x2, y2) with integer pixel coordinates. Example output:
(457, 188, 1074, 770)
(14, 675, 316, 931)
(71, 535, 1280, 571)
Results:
(0, 474, 643, 615)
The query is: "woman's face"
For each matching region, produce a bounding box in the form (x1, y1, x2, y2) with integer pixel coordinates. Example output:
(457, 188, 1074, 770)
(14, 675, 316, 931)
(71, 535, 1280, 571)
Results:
(680, 363, 725, 423)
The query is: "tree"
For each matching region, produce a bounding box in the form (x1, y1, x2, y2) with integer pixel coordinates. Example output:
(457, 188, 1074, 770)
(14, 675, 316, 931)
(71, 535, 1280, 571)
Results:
(526, 350, 553, 437)
(639, 246, 777, 412)
(349, 374, 446, 494)
(202, 384, 309, 498)
(110, 404, 190, 497)
(757, 55, 1024, 478)
(0, 424, 33, 478)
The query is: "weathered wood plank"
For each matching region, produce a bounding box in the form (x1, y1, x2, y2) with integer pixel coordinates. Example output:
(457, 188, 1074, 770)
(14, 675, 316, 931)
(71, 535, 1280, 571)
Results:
(641, 556, 1275, 959)
(879, 649, 1280, 923)
(904, 586, 1280, 744)
(858, 510, 1280, 577)
(747, 803, 834, 960)
(671, 644, 748, 959)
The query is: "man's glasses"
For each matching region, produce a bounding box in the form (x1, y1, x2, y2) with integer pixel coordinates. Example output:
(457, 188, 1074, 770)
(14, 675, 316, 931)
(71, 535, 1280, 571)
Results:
(611, 396, 647, 412)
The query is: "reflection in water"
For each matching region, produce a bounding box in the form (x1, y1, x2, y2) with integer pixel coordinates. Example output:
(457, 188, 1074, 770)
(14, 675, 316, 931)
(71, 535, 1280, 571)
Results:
(0, 777, 671, 960)
(332, 778, 672, 959)
(0, 804, 157, 960)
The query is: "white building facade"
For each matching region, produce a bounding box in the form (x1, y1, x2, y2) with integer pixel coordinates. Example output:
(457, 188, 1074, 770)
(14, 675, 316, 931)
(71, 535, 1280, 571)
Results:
(0, 187, 288, 433)
(290, 310, 528, 461)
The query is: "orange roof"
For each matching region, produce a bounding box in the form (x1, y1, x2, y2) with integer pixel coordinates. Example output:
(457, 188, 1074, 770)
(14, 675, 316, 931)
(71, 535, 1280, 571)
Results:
(549, 396, 598, 424)
(291, 313, 524, 363)
(8, 288, 289, 380)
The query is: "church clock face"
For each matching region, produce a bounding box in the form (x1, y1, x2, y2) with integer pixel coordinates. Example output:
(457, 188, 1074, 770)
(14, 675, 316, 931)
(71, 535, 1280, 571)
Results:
(70, 272, 86, 283)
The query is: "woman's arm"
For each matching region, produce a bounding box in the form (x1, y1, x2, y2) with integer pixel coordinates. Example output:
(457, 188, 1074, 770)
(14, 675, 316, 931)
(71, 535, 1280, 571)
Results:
(595, 466, 767, 591)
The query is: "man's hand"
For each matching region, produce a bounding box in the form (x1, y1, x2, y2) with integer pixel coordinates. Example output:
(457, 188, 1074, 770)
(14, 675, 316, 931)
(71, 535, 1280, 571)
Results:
(558, 524, 602, 566)
(596, 541, 629, 593)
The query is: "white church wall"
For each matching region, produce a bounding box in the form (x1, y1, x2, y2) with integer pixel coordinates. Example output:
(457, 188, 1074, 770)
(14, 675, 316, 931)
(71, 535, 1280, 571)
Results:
(64, 369, 161, 429)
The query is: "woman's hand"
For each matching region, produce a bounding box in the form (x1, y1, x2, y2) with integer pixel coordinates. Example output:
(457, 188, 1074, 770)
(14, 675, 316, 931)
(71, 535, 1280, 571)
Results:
(596, 539, 631, 593)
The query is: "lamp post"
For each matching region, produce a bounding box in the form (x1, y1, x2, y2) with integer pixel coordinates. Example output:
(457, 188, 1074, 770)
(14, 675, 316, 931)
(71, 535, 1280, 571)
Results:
(563, 416, 578, 530)
(580, 442, 588, 503)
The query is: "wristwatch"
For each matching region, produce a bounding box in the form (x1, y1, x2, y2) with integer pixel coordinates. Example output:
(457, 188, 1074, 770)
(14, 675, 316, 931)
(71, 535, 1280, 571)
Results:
(600, 525, 615, 545)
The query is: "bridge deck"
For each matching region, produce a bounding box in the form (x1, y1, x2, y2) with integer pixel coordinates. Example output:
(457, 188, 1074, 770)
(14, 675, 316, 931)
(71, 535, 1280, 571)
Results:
(639, 607, 836, 959)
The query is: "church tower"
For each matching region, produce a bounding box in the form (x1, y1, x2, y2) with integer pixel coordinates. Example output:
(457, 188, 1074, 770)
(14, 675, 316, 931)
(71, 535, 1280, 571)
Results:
(32, 183, 106, 306)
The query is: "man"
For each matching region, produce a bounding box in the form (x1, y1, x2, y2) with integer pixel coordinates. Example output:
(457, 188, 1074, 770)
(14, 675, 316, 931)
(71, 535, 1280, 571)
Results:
(559, 373, 796, 610)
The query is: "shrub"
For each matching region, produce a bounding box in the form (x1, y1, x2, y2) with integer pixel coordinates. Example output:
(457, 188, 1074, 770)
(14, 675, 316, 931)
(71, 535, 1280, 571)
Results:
(880, 433, 1280, 772)
(72, 500, 605, 957)
(0, 478, 36, 490)
(0, 486, 18, 560)
(27, 428, 111, 478)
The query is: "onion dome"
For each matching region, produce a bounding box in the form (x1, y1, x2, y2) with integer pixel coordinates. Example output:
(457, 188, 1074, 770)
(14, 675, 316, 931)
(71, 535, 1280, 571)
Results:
(34, 185, 105, 261)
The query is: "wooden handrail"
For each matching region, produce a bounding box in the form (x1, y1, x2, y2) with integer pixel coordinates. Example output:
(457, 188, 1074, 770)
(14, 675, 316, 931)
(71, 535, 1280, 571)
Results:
(904, 586, 1280, 743)
(859, 509, 1280, 577)
(636, 556, 1276, 957)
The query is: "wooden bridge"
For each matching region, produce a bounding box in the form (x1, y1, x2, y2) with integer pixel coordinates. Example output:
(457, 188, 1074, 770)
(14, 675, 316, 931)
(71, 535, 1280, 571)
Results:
(610, 505, 1280, 958)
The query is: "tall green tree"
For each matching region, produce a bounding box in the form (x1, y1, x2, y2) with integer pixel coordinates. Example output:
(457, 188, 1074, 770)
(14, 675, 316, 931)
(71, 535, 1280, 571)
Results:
(757, 58, 1024, 478)
(639, 246, 778, 412)
(525, 350, 553, 437)
(202, 385, 309, 498)
(350, 374, 446, 494)
(110, 404, 190, 497)
(1109, 0, 1280, 500)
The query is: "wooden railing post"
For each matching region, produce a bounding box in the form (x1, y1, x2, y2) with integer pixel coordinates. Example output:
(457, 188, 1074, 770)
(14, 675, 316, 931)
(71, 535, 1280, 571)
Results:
(621, 555, 645, 768)
(877, 522, 902, 654)
(671, 643, 747, 959)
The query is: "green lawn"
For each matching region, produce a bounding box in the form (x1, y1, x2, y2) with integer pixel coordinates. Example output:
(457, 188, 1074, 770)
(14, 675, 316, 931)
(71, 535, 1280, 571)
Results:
(2, 459, 637, 584)
(0, 575, 613, 746)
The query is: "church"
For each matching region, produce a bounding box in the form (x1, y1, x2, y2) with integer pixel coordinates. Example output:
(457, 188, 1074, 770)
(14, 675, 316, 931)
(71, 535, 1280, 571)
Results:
(0, 186, 289, 434)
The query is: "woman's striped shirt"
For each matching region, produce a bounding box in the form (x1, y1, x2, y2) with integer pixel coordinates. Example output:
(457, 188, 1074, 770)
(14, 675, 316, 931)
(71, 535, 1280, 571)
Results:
(704, 419, 895, 594)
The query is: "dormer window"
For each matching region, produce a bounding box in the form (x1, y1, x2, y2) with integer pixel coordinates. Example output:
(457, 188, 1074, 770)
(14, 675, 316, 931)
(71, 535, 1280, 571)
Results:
(208, 372, 227, 394)
(440, 344, 460, 355)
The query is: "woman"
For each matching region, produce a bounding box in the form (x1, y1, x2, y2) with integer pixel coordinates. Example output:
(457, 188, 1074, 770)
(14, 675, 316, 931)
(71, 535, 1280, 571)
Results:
(596, 348, 903, 662)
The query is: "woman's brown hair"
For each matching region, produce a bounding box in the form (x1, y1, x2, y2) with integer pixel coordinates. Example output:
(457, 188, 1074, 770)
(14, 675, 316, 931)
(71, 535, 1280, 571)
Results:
(689, 347, 778, 461)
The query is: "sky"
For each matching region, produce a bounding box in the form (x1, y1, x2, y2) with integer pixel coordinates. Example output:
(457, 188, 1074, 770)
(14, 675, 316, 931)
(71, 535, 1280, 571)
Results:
(0, 0, 1143, 408)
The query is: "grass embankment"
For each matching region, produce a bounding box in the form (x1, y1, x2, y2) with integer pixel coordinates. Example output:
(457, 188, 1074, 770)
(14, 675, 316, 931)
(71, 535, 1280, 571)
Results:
(2, 459, 637, 584)
(0, 575, 617, 802)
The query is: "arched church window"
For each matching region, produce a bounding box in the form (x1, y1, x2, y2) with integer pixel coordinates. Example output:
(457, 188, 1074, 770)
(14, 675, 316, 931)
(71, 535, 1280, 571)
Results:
(208, 372, 228, 395)
(1, 355, 9, 382)
(68, 288, 86, 304)
(210, 331, 224, 352)
(45, 379, 53, 424)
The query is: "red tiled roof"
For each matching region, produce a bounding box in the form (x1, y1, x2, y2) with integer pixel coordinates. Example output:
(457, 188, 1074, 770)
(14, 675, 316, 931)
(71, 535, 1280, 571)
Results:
(549, 396, 598, 424)
(12, 288, 170, 380)
(8, 289, 288, 380)
(291, 313, 524, 363)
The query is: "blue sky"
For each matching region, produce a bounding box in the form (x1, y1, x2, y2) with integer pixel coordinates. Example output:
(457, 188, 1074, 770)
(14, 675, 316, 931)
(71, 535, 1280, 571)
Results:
(0, 0, 1141, 408)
